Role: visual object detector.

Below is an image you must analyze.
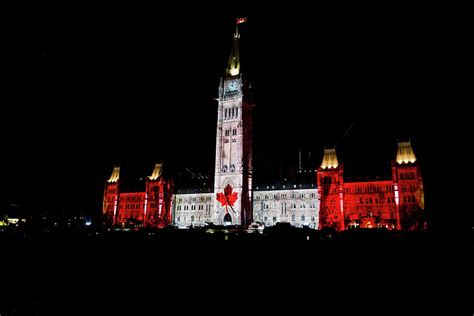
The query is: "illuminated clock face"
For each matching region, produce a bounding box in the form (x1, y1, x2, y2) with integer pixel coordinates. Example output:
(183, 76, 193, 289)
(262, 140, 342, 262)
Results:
(227, 80, 238, 92)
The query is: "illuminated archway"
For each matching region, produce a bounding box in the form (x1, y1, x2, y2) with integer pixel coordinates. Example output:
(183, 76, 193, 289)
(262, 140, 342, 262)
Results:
(223, 213, 232, 226)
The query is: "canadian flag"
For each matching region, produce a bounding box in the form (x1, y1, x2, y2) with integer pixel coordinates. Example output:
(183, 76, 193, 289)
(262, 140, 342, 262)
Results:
(236, 17, 247, 24)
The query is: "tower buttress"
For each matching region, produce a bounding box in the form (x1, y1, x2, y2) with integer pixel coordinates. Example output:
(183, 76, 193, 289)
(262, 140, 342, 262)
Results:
(392, 141, 424, 230)
(103, 166, 120, 226)
(317, 148, 345, 231)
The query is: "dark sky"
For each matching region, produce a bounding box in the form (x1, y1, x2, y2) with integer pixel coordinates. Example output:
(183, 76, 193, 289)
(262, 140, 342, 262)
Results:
(1, 4, 466, 228)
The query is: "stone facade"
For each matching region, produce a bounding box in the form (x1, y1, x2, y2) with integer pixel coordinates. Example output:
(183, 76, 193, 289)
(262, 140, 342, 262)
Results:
(253, 187, 319, 229)
(173, 192, 214, 228)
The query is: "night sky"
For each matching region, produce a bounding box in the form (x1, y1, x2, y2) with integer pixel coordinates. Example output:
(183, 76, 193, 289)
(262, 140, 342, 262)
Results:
(1, 4, 467, 232)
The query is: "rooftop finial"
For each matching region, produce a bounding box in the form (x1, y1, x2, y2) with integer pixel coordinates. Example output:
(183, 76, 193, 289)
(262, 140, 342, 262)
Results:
(149, 162, 163, 180)
(320, 148, 339, 169)
(396, 140, 416, 164)
(107, 166, 120, 183)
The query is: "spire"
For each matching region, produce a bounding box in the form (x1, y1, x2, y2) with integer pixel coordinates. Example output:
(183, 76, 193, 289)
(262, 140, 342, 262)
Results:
(298, 146, 302, 172)
(107, 166, 120, 183)
(320, 148, 339, 169)
(226, 22, 241, 77)
(149, 163, 163, 180)
(396, 141, 417, 164)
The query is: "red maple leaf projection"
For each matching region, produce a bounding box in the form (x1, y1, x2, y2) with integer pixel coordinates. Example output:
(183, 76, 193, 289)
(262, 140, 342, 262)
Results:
(216, 184, 238, 213)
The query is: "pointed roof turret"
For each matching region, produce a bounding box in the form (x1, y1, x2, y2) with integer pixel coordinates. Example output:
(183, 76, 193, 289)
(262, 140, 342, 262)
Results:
(149, 163, 163, 180)
(107, 166, 120, 183)
(396, 141, 417, 164)
(226, 19, 244, 77)
(320, 148, 339, 169)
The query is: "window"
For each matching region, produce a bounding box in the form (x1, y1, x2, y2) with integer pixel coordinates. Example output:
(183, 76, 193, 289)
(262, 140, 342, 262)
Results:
(177, 216, 180, 222)
(191, 215, 194, 222)
(232, 108, 235, 117)
(292, 213, 295, 221)
(273, 217, 277, 223)
(236, 108, 238, 117)
(225, 108, 228, 118)
(360, 198, 363, 204)
(301, 215, 305, 222)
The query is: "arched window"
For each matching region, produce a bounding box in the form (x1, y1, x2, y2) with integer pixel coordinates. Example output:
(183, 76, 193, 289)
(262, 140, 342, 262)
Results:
(301, 215, 305, 222)
(191, 215, 194, 222)
(292, 213, 295, 221)
(403, 196, 407, 203)
(375, 198, 378, 204)
(366, 198, 369, 204)
(225, 108, 228, 118)
(412, 194, 416, 203)
(370, 198, 373, 204)
(360, 197, 363, 204)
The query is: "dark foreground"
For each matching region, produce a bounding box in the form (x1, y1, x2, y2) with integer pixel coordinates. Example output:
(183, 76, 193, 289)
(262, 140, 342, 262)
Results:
(1, 225, 473, 314)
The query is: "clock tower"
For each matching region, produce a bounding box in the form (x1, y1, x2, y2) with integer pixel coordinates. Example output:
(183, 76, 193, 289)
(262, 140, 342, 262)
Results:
(213, 22, 254, 227)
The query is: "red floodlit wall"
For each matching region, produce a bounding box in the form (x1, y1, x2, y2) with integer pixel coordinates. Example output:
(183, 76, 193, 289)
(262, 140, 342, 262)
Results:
(103, 176, 173, 228)
(318, 161, 425, 231)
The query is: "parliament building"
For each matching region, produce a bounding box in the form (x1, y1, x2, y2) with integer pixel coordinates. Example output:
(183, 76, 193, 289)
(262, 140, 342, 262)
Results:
(102, 20, 425, 231)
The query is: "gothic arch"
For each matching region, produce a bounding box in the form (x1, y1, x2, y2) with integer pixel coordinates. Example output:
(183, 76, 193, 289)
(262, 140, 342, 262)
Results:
(222, 178, 235, 189)
(223, 213, 232, 225)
